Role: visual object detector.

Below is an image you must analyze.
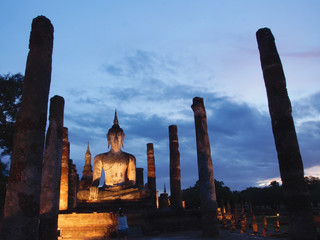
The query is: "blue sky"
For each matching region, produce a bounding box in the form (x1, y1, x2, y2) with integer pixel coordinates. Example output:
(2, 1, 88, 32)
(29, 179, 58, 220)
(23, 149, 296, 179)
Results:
(1, 1, 320, 191)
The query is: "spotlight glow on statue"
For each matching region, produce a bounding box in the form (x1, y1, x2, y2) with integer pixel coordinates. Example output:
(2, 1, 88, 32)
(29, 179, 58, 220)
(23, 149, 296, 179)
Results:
(92, 111, 136, 189)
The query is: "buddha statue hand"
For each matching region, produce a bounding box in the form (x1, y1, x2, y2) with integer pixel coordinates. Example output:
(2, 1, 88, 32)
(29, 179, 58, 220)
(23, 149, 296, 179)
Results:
(89, 186, 99, 200)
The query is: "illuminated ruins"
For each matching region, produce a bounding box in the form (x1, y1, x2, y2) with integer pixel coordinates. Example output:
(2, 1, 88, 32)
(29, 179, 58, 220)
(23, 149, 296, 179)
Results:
(76, 112, 150, 203)
(56, 114, 156, 239)
(1, 14, 318, 240)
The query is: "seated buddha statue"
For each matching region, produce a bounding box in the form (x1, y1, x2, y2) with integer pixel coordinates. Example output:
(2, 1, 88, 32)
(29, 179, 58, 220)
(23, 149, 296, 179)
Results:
(77, 112, 150, 202)
(92, 111, 136, 190)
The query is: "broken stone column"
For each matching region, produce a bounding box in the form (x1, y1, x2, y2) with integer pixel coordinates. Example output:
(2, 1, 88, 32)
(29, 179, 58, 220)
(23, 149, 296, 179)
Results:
(262, 216, 268, 236)
(59, 127, 70, 211)
(262, 215, 268, 229)
(256, 28, 316, 240)
(169, 125, 182, 209)
(1, 16, 54, 240)
(240, 213, 247, 234)
(227, 201, 231, 218)
(241, 202, 245, 214)
(252, 213, 258, 234)
(274, 216, 280, 232)
(233, 202, 239, 223)
(39, 96, 64, 240)
(136, 168, 144, 189)
(79, 143, 93, 190)
(230, 217, 236, 232)
(147, 143, 157, 207)
(191, 97, 219, 237)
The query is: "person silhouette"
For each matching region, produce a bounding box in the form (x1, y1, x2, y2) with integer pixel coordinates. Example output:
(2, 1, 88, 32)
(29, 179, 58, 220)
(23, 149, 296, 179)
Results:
(117, 208, 129, 240)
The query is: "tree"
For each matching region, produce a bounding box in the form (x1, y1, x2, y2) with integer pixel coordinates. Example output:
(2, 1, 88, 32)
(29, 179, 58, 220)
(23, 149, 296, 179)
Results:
(0, 73, 24, 156)
(182, 180, 200, 209)
(238, 181, 283, 211)
(215, 179, 234, 207)
(0, 73, 23, 211)
(0, 156, 9, 209)
(305, 176, 320, 207)
(182, 179, 235, 209)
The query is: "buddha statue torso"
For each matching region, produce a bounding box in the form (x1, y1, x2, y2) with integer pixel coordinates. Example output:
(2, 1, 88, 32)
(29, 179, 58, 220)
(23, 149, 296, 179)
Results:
(93, 151, 136, 188)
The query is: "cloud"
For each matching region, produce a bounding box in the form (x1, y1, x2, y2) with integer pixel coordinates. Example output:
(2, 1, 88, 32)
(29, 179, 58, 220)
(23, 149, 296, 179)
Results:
(62, 49, 320, 192)
(103, 50, 176, 85)
(283, 47, 320, 59)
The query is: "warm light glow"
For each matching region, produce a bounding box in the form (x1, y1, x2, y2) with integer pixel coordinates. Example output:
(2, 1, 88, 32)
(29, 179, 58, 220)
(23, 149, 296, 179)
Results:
(156, 190, 159, 208)
(58, 212, 117, 239)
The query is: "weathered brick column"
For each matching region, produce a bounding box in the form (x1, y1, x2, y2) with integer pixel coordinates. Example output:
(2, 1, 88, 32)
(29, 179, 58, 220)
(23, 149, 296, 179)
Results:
(68, 159, 78, 210)
(39, 96, 64, 240)
(1, 16, 54, 240)
(136, 168, 144, 189)
(147, 143, 157, 207)
(191, 97, 219, 237)
(256, 28, 316, 240)
(59, 127, 70, 211)
(169, 125, 182, 209)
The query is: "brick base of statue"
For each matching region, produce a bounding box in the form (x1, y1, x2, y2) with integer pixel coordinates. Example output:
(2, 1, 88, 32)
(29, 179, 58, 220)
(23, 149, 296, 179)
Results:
(77, 187, 151, 202)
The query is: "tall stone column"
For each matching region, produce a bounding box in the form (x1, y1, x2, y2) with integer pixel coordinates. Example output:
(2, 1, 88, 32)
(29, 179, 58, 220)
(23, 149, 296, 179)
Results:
(1, 16, 54, 240)
(68, 159, 78, 210)
(256, 28, 316, 240)
(39, 96, 64, 240)
(147, 143, 157, 206)
(191, 97, 219, 237)
(136, 168, 144, 189)
(169, 125, 182, 209)
(59, 127, 70, 211)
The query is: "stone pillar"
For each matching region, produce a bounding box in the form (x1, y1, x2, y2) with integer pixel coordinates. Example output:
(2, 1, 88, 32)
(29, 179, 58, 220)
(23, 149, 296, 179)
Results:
(147, 143, 157, 207)
(240, 213, 247, 233)
(39, 96, 64, 240)
(256, 28, 316, 240)
(274, 216, 280, 232)
(191, 97, 219, 237)
(68, 160, 78, 210)
(227, 201, 231, 217)
(241, 202, 245, 214)
(1, 16, 54, 240)
(262, 216, 268, 236)
(169, 125, 182, 209)
(252, 213, 258, 234)
(136, 168, 144, 189)
(59, 127, 69, 211)
(233, 202, 239, 223)
(79, 143, 93, 190)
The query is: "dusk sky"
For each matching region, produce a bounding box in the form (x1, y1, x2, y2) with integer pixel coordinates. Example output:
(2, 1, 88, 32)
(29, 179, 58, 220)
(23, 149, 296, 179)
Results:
(1, 1, 320, 191)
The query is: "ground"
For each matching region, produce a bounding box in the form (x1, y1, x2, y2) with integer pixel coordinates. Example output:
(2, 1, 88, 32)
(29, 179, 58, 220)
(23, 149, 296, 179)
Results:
(130, 229, 286, 240)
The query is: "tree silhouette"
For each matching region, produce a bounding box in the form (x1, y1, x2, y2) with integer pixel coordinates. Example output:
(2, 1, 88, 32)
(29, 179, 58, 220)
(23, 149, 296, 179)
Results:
(0, 73, 24, 156)
(0, 73, 23, 211)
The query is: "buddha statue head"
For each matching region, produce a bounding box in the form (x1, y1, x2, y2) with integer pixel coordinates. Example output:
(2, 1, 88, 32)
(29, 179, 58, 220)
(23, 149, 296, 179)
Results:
(107, 111, 125, 152)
